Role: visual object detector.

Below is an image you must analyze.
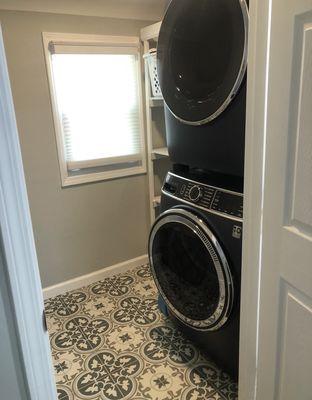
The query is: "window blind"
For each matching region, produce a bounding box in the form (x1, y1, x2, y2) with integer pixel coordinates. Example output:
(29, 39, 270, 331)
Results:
(50, 45, 143, 172)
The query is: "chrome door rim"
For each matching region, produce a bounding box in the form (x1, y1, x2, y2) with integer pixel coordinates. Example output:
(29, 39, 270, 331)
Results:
(158, 0, 249, 126)
(149, 208, 234, 331)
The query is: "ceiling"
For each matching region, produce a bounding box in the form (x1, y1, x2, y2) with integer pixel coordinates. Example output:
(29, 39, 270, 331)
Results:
(0, 0, 170, 21)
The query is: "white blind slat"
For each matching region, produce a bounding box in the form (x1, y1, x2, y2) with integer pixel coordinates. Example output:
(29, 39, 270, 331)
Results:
(67, 154, 141, 171)
(49, 43, 138, 55)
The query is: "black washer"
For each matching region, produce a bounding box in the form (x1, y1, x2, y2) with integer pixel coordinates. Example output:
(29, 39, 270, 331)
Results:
(148, 172, 243, 378)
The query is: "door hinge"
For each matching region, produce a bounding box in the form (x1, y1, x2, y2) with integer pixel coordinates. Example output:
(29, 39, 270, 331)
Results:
(43, 309, 48, 332)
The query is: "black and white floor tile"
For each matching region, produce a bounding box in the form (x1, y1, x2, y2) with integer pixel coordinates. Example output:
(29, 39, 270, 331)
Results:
(45, 264, 238, 400)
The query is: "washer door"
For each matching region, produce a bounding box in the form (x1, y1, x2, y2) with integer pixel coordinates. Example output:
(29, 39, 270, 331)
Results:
(157, 0, 248, 126)
(149, 209, 234, 331)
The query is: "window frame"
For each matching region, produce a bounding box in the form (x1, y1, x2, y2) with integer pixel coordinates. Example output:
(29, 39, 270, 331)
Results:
(42, 32, 147, 187)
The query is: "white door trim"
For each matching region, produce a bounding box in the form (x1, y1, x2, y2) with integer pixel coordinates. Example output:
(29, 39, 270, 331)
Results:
(239, 0, 272, 399)
(0, 26, 57, 400)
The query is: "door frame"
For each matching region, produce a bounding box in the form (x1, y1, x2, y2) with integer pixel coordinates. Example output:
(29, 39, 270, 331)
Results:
(0, 0, 272, 396)
(0, 26, 57, 399)
(239, 0, 272, 398)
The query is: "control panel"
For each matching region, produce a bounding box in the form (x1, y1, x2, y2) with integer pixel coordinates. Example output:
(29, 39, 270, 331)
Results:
(163, 172, 243, 219)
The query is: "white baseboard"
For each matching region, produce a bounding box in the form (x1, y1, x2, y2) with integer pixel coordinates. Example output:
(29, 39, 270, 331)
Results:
(43, 254, 148, 300)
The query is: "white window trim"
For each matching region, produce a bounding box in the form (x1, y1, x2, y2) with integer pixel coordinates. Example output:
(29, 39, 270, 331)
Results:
(42, 32, 147, 187)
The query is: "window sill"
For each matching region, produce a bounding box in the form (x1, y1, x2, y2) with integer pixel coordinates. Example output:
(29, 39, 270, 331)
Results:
(61, 165, 147, 187)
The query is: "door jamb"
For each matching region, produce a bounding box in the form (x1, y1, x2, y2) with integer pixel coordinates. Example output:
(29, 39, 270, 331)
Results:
(0, 26, 57, 399)
(239, 0, 272, 399)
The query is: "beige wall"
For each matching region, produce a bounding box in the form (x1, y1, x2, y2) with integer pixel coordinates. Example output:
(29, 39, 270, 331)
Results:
(0, 10, 151, 288)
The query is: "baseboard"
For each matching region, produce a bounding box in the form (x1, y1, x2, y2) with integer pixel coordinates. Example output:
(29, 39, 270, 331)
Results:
(43, 254, 148, 300)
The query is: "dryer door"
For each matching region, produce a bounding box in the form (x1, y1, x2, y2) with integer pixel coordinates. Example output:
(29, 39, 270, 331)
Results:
(149, 208, 234, 331)
(157, 0, 248, 126)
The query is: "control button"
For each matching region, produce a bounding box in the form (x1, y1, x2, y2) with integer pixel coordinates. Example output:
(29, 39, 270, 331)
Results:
(189, 185, 202, 202)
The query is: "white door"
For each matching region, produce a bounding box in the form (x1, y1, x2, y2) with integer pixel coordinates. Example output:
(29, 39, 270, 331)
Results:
(245, 0, 312, 398)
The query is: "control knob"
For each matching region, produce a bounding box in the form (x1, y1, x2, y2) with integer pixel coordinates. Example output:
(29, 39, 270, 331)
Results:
(189, 185, 202, 202)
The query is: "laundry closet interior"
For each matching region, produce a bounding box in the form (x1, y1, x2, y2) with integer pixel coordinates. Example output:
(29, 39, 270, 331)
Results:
(0, 0, 248, 399)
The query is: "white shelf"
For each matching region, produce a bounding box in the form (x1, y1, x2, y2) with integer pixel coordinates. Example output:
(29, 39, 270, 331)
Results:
(151, 147, 169, 160)
(141, 21, 169, 225)
(153, 195, 161, 208)
(150, 97, 164, 108)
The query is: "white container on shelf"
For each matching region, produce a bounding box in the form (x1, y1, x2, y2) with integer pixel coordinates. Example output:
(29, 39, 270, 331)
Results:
(143, 48, 162, 98)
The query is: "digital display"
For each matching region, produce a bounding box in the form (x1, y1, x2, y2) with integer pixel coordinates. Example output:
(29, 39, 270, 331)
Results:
(211, 191, 243, 218)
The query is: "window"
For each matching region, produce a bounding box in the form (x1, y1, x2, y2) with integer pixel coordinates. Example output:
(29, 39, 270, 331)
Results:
(43, 33, 146, 186)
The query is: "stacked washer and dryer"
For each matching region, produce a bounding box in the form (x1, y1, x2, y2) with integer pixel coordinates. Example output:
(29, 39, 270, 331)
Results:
(147, 0, 249, 379)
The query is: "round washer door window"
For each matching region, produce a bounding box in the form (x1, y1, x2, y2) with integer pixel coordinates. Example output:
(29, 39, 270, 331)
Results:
(149, 209, 234, 331)
(157, 0, 248, 125)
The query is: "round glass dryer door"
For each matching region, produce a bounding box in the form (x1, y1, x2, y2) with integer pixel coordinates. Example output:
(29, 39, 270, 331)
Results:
(149, 209, 234, 331)
(157, 0, 248, 125)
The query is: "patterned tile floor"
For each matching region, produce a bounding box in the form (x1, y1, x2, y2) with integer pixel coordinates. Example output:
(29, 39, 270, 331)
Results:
(45, 264, 238, 400)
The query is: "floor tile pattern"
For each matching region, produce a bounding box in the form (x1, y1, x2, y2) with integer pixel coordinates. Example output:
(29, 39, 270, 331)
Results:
(45, 264, 238, 400)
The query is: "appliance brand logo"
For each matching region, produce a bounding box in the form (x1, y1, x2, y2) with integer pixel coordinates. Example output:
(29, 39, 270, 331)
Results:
(232, 225, 242, 239)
